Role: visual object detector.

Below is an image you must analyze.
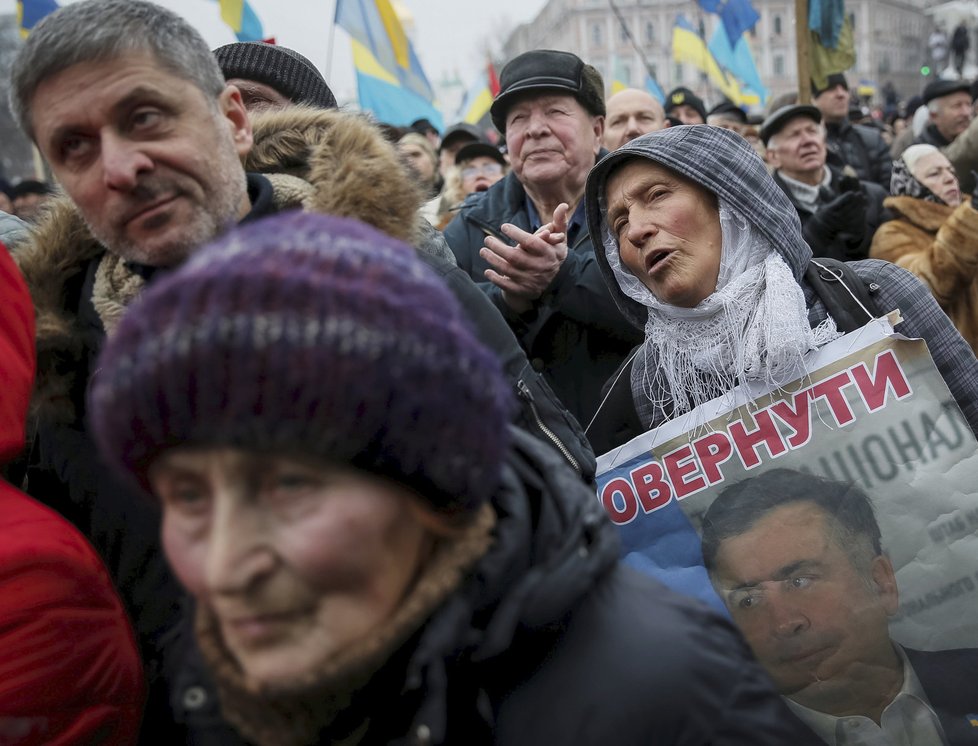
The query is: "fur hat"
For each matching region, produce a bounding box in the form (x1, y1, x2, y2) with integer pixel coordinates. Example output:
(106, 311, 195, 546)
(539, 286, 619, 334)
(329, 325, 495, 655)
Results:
(213, 42, 337, 110)
(88, 212, 514, 515)
(490, 50, 605, 134)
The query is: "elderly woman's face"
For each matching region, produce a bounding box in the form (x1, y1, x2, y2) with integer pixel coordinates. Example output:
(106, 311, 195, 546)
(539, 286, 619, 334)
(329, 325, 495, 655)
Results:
(605, 159, 722, 307)
(913, 151, 961, 206)
(150, 448, 432, 687)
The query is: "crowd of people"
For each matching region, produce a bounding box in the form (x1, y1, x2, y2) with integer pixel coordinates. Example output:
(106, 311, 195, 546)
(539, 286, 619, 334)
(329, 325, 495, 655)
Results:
(1, 0, 977, 743)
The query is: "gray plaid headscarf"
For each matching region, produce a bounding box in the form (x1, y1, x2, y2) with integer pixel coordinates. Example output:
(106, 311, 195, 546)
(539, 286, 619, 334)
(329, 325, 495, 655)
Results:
(585, 126, 835, 431)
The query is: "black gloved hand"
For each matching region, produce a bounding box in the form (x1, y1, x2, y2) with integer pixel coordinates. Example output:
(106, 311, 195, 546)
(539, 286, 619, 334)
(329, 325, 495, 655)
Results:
(970, 170, 978, 209)
(809, 191, 868, 241)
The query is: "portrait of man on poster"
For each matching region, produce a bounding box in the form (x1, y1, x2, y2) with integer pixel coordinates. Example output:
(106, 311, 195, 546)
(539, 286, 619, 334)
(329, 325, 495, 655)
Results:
(700, 468, 978, 745)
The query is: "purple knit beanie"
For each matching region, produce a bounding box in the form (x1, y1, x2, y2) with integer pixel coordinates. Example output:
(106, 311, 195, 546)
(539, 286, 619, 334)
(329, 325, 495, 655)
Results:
(88, 212, 514, 515)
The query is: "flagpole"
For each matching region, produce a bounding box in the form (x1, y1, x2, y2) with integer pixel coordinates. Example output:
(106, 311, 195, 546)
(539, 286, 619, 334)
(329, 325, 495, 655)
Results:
(608, 0, 666, 94)
(325, 0, 339, 82)
(795, 0, 811, 103)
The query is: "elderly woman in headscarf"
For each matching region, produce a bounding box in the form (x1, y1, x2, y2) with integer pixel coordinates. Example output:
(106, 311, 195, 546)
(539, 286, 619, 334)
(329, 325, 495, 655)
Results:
(86, 211, 818, 745)
(870, 144, 978, 353)
(584, 126, 978, 453)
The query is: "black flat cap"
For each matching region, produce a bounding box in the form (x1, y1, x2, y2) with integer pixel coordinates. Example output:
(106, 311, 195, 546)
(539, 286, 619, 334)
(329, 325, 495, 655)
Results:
(455, 142, 506, 166)
(708, 100, 748, 124)
(923, 78, 972, 105)
(760, 104, 822, 145)
(489, 50, 605, 133)
(440, 123, 483, 151)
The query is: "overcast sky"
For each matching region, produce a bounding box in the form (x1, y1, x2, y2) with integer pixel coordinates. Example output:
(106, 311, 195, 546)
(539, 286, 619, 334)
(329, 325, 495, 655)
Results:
(1, 0, 549, 106)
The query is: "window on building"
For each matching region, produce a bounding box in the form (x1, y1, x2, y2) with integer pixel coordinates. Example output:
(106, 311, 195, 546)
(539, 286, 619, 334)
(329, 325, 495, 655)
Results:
(592, 22, 603, 46)
(622, 64, 632, 84)
(674, 62, 683, 83)
(645, 21, 655, 44)
(774, 15, 782, 35)
(620, 22, 630, 42)
(774, 55, 784, 75)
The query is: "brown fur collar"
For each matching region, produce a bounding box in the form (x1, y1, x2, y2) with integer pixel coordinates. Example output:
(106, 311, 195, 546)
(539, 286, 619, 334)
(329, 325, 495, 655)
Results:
(884, 195, 954, 232)
(246, 106, 423, 245)
(18, 106, 424, 426)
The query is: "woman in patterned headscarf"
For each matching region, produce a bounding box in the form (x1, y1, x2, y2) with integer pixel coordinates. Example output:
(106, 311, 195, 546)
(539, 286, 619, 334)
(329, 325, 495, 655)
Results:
(583, 126, 978, 453)
(871, 144, 978, 353)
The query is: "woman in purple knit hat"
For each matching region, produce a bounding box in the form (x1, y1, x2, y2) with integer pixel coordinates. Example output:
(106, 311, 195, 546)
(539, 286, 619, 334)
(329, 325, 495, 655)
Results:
(88, 211, 818, 745)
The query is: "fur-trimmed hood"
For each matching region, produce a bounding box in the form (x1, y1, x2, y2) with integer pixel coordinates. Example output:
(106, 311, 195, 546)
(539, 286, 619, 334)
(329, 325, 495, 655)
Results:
(17, 105, 429, 426)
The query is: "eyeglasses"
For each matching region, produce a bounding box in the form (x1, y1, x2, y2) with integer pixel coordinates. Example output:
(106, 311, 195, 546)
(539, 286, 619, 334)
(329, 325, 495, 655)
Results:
(462, 163, 503, 179)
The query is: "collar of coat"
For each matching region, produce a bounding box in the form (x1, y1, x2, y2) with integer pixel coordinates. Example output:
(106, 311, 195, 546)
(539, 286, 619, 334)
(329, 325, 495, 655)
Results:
(883, 195, 956, 231)
(16, 106, 426, 425)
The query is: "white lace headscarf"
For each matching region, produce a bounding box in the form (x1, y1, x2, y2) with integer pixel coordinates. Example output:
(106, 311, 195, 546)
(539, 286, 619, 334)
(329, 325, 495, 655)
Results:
(605, 197, 840, 428)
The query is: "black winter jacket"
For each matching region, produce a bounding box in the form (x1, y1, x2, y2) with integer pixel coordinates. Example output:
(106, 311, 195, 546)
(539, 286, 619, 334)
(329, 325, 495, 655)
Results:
(443, 169, 644, 427)
(161, 428, 822, 745)
(824, 119, 893, 190)
(773, 168, 887, 262)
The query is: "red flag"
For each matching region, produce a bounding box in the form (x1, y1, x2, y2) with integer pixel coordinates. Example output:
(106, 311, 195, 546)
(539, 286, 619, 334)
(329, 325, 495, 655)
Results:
(487, 60, 501, 97)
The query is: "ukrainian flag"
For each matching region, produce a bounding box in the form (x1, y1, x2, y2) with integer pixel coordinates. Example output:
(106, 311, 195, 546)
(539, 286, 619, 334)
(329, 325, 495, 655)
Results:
(17, 0, 60, 38)
(351, 39, 442, 128)
(672, 15, 753, 107)
(336, 0, 441, 127)
(458, 72, 493, 125)
(708, 24, 767, 105)
(218, 0, 265, 42)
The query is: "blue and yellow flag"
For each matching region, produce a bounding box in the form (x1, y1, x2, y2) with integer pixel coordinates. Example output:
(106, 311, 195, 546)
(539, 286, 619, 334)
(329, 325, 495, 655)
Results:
(458, 71, 493, 126)
(672, 15, 755, 107)
(708, 24, 767, 105)
(336, 0, 438, 118)
(218, 0, 265, 42)
(350, 39, 442, 128)
(17, 0, 60, 38)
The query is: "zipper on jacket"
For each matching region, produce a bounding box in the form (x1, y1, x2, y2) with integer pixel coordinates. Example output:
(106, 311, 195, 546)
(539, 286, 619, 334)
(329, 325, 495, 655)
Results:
(517, 379, 582, 474)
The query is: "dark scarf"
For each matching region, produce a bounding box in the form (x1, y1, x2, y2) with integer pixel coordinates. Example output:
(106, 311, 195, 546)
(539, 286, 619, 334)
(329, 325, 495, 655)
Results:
(195, 504, 496, 746)
(890, 157, 946, 205)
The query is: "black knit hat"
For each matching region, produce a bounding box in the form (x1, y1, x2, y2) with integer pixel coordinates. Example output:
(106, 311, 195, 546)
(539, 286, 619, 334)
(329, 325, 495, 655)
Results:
(88, 212, 514, 515)
(490, 50, 605, 133)
(213, 42, 337, 110)
(811, 72, 848, 97)
(664, 87, 707, 122)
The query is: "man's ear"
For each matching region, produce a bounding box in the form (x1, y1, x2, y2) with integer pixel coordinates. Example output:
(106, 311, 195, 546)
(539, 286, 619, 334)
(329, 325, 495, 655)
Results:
(765, 145, 780, 169)
(593, 115, 605, 155)
(220, 84, 254, 159)
(870, 554, 899, 615)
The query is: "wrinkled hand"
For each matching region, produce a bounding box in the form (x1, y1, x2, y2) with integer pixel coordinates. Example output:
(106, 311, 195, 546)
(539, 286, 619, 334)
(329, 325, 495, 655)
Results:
(480, 203, 570, 312)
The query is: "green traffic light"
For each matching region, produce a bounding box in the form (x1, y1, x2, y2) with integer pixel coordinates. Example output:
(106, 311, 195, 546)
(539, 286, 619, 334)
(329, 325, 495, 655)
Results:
(921, 65, 931, 75)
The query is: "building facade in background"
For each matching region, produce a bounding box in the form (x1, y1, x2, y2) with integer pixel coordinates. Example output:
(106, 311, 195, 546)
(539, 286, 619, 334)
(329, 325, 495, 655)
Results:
(501, 0, 934, 112)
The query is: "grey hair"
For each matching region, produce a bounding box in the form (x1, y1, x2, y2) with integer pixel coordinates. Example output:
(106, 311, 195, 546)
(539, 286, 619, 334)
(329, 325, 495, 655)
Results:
(10, 0, 226, 139)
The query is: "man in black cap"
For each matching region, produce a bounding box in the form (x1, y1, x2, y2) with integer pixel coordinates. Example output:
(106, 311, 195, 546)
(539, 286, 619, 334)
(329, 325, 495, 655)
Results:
(707, 100, 748, 134)
(444, 49, 642, 428)
(762, 104, 885, 261)
(213, 41, 337, 112)
(411, 117, 441, 150)
(664, 86, 707, 124)
(438, 122, 483, 181)
(812, 73, 891, 190)
(916, 78, 973, 148)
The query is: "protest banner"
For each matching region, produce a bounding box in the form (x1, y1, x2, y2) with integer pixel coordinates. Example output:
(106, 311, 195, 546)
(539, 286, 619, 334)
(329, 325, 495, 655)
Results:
(596, 316, 978, 740)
